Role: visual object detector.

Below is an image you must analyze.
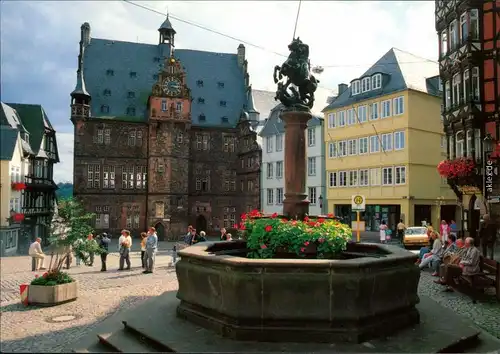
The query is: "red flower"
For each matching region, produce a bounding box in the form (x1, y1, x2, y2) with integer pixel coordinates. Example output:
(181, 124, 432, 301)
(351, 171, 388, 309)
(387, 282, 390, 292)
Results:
(281, 218, 288, 223)
(12, 213, 25, 222)
(239, 222, 246, 230)
(34, 274, 39, 278)
(307, 221, 316, 227)
(271, 212, 278, 219)
(304, 241, 310, 246)
(300, 247, 306, 252)
(317, 218, 325, 223)
(264, 225, 272, 232)
(318, 238, 325, 243)
(233, 224, 239, 229)
(42, 272, 48, 278)
(327, 213, 334, 218)
(304, 216, 309, 222)
(291, 220, 297, 226)
(241, 213, 247, 220)
(260, 244, 267, 249)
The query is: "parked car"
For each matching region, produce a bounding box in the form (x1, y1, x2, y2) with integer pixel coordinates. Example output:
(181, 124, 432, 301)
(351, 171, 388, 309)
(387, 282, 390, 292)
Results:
(402, 227, 429, 247)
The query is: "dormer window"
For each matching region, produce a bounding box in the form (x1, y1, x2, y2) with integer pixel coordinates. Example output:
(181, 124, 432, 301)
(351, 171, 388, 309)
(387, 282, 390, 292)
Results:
(127, 91, 135, 98)
(106, 69, 114, 76)
(101, 105, 110, 114)
(199, 114, 206, 122)
(129, 71, 137, 78)
(126, 106, 136, 115)
(220, 100, 227, 107)
(217, 82, 225, 88)
(103, 89, 111, 96)
(153, 57, 160, 63)
(361, 77, 371, 92)
(197, 80, 204, 87)
(153, 74, 159, 80)
(371, 74, 382, 90)
(221, 116, 229, 123)
(351, 80, 360, 95)
(198, 97, 205, 104)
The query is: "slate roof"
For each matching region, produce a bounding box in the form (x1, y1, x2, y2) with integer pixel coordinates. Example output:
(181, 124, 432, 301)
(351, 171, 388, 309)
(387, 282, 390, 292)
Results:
(322, 48, 440, 112)
(5, 103, 54, 154)
(81, 31, 248, 127)
(0, 125, 18, 161)
(259, 103, 323, 137)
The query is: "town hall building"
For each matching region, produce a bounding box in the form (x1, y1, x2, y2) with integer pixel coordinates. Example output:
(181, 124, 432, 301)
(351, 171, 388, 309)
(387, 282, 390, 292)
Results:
(71, 17, 275, 239)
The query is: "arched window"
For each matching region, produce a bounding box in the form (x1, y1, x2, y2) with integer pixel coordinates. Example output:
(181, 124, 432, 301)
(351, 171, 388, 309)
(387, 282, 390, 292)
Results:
(456, 131, 465, 157)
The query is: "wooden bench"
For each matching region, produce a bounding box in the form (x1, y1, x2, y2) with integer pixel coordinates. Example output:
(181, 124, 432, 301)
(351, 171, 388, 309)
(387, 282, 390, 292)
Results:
(456, 257, 500, 302)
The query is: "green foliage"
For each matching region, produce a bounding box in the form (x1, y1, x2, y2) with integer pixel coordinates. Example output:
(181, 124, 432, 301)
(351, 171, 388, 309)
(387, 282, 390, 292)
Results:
(46, 197, 102, 269)
(56, 183, 73, 199)
(240, 211, 352, 259)
(30, 270, 74, 286)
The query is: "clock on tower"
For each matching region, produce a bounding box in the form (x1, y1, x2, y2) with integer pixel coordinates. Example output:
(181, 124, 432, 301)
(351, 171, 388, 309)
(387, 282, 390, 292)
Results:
(162, 77, 182, 96)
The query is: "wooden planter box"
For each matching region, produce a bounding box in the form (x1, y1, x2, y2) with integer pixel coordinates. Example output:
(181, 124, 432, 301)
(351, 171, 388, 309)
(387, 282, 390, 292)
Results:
(28, 281, 78, 306)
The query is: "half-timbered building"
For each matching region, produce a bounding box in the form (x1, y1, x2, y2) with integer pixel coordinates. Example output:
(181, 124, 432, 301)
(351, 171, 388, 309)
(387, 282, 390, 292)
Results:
(435, 0, 500, 234)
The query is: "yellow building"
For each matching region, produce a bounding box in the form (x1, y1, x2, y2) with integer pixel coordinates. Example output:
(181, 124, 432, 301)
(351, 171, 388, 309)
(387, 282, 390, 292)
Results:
(322, 48, 457, 230)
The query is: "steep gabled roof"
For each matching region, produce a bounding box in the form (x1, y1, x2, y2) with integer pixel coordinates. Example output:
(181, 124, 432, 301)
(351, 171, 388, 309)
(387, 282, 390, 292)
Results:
(322, 48, 439, 112)
(0, 126, 18, 161)
(82, 38, 247, 127)
(6, 103, 54, 154)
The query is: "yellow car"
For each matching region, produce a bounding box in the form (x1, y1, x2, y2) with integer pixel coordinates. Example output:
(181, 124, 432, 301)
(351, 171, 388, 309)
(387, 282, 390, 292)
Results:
(403, 227, 429, 247)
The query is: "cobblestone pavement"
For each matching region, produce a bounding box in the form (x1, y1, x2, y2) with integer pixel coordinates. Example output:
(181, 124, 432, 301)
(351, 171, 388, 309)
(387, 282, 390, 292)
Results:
(0, 250, 177, 353)
(1, 248, 499, 353)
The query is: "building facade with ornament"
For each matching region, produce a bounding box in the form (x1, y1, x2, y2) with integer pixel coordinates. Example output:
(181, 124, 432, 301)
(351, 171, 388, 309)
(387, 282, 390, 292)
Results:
(435, 0, 500, 234)
(0, 102, 59, 256)
(71, 19, 276, 239)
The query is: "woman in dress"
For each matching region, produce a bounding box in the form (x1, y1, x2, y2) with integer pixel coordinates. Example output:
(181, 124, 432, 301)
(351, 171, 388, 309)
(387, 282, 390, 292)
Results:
(379, 220, 388, 243)
(439, 220, 450, 244)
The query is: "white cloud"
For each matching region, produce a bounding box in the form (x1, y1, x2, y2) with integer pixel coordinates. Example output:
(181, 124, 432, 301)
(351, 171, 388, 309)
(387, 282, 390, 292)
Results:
(2, 1, 438, 183)
(55, 133, 74, 183)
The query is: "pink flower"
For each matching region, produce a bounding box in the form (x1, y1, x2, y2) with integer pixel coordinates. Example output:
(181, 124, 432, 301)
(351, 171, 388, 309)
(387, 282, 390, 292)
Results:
(304, 241, 310, 246)
(233, 224, 239, 229)
(34, 274, 39, 278)
(261, 244, 267, 249)
(271, 212, 278, 219)
(304, 216, 310, 222)
(265, 225, 273, 232)
(318, 238, 325, 243)
(300, 247, 306, 252)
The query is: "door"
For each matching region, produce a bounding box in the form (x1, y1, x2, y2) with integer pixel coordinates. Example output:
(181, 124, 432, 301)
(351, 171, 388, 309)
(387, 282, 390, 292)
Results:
(154, 222, 165, 241)
(414, 205, 432, 227)
(196, 215, 207, 234)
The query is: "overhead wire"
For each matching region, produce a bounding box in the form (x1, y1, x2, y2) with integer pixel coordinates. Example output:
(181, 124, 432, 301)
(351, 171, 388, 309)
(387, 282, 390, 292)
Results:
(122, 0, 438, 74)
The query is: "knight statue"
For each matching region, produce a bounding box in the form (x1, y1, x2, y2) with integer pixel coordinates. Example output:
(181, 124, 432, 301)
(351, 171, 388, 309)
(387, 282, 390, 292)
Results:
(273, 37, 319, 111)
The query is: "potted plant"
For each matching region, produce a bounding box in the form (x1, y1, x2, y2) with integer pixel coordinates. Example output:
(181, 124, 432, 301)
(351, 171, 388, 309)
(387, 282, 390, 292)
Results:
(27, 197, 101, 306)
(237, 210, 352, 259)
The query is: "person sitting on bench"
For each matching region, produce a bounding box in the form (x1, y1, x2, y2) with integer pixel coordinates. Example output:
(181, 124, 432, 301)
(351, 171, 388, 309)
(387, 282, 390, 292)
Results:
(29, 238, 46, 271)
(434, 237, 480, 291)
(419, 232, 443, 270)
(430, 234, 459, 276)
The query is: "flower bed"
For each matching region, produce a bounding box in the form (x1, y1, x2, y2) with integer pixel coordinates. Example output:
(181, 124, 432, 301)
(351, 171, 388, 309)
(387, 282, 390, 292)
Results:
(237, 210, 352, 259)
(28, 270, 77, 306)
(31, 270, 74, 286)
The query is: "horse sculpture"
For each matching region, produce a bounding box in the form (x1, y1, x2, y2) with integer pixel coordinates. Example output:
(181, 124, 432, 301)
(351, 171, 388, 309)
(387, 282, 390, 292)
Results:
(273, 37, 319, 111)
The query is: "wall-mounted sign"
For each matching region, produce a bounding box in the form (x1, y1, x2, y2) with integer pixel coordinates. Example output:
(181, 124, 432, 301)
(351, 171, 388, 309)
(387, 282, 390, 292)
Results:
(459, 185, 481, 195)
(484, 158, 499, 201)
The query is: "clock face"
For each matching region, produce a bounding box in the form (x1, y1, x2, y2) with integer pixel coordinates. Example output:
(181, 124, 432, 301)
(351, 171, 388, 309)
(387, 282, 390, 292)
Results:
(162, 77, 182, 96)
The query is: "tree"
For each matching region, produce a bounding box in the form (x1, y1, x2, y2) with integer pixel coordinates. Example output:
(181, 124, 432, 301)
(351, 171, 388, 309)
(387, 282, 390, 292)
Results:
(46, 197, 101, 272)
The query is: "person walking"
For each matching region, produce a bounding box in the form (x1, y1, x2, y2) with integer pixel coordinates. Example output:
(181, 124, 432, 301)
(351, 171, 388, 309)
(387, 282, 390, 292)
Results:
(396, 219, 406, 241)
(140, 232, 147, 269)
(99, 233, 111, 271)
(379, 221, 388, 244)
(87, 233, 96, 266)
(144, 227, 158, 274)
(118, 229, 132, 270)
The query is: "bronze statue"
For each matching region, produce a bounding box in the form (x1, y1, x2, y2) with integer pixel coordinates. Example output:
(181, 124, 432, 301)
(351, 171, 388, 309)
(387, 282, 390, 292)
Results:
(273, 37, 319, 111)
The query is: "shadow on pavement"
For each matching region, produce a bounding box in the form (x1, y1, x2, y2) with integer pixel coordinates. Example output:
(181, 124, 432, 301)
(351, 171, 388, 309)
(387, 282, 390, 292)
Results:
(0, 295, 155, 353)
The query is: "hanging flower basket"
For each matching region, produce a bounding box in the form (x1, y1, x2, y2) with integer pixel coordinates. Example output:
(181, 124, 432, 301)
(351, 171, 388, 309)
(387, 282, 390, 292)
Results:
(11, 182, 27, 191)
(12, 213, 25, 222)
(437, 157, 475, 179)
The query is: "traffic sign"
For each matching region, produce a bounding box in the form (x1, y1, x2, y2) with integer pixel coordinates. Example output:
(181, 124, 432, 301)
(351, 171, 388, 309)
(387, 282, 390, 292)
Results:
(351, 195, 366, 212)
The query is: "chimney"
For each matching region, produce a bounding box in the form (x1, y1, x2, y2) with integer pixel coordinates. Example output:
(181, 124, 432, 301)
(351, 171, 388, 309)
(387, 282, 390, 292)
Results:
(81, 22, 91, 47)
(237, 44, 246, 68)
(338, 83, 348, 95)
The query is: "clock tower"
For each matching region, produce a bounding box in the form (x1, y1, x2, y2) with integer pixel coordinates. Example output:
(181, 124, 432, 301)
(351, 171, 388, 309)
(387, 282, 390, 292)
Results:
(147, 56, 192, 238)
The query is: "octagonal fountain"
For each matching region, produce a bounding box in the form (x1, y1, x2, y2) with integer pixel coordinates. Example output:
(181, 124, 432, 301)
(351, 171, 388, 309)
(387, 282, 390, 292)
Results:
(176, 37, 420, 344)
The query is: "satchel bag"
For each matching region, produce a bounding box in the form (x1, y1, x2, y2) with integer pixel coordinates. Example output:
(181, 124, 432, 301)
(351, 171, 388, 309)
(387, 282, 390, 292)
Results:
(443, 253, 460, 265)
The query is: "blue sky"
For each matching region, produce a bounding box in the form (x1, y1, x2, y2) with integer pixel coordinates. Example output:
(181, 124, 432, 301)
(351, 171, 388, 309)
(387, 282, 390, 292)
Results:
(0, 1, 437, 182)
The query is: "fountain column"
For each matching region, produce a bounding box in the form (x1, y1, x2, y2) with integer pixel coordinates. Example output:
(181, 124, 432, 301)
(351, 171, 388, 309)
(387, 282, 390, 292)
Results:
(282, 110, 312, 220)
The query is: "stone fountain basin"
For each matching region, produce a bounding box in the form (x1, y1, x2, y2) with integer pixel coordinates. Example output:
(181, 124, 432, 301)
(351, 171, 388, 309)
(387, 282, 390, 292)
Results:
(176, 241, 420, 343)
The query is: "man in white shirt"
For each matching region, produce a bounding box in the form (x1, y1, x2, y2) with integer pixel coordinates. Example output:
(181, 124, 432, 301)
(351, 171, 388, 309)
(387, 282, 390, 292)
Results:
(118, 230, 132, 270)
(29, 238, 46, 271)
